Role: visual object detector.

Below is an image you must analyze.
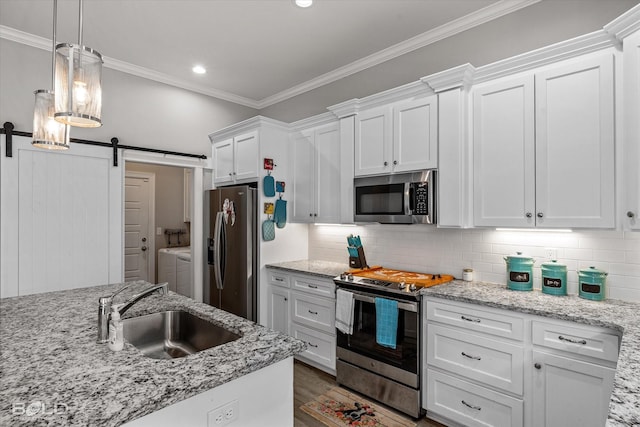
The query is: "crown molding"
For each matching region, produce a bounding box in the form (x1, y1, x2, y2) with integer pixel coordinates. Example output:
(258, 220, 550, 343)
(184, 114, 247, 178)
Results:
(208, 115, 289, 142)
(289, 112, 337, 132)
(256, 0, 540, 108)
(0, 25, 261, 109)
(421, 63, 476, 92)
(604, 4, 640, 41)
(472, 29, 618, 85)
(327, 99, 360, 118)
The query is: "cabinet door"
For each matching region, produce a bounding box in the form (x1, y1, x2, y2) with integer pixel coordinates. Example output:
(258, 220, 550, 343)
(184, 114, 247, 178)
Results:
(268, 286, 289, 334)
(393, 96, 438, 173)
(535, 55, 615, 228)
(291, 131, 315, 223)
(315, 123, 341, 223)
(623, 32, 640, 229)
(233, 131, 259, 182)
(473, 75, 535, 227)
(354, 107, 392, 176)
(213, 138, 234, 185)
(531, 351, 615, 427)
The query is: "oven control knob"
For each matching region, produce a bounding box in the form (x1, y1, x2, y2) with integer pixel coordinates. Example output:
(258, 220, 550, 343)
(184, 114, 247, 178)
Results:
(409, 283, 417, 291)
(347, 273, 354, 281)
(399, 281, 406, 290)
(339, 273, 346, 280)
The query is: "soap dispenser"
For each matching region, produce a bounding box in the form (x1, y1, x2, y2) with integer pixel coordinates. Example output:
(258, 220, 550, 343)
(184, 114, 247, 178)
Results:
(107, 304, 124, 351)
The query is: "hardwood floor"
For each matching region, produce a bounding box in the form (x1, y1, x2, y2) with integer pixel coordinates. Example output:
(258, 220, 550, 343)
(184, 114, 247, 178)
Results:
(294, 361, 445, 427)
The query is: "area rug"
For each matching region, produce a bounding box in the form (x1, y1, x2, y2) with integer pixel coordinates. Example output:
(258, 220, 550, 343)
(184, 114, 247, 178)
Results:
(301, 387, 417, 427)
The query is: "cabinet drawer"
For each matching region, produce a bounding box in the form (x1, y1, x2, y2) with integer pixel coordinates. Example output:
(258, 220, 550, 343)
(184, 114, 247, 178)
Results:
(291, 292, 335, 334)
(268, 270, 290, 288)
(292, 274, 335, 298)
(426, 299, 524, 341)
(532, 320, 619, 363)
(427, 324, 524, 395)
(427, 369, 524, 427)
(291, 323, 336, 370)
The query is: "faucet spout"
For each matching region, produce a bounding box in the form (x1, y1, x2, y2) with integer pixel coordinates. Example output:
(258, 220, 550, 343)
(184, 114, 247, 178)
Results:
(97, 282, 168, 343)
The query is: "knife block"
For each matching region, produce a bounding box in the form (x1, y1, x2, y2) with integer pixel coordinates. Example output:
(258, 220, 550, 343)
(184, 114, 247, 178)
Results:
(349, 246, 369, 269)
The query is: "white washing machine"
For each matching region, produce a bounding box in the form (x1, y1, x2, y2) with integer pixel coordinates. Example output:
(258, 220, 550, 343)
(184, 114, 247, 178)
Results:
(175, 251, 192, 298)
(158, 246, 190, 294)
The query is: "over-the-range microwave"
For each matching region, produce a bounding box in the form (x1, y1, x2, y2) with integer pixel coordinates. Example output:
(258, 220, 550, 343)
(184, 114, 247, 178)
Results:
(354, 170, 436, 224)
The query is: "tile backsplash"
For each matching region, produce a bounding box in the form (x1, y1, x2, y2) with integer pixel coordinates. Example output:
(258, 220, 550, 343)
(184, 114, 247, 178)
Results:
(309, 224, 640, 303)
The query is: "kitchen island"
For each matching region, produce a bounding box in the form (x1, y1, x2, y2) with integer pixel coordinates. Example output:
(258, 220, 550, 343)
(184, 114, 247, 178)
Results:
(0, 281, 306, 426)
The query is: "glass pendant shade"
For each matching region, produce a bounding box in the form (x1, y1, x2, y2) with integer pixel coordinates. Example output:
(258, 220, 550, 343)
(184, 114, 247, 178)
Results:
(54, 43, 103, 128)
(33, 90, 70, 149)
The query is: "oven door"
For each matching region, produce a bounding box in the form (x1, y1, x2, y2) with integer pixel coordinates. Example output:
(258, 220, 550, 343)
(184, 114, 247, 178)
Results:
(336, 288, 420, 385)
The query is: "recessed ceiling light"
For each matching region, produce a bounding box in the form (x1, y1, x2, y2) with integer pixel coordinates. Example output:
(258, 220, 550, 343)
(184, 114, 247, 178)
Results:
(192, 65, 206, 74)
(295, 0, 313, 8)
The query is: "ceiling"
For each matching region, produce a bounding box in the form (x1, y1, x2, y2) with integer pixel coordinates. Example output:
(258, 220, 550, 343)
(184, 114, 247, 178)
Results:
(0, 0, 539, 109)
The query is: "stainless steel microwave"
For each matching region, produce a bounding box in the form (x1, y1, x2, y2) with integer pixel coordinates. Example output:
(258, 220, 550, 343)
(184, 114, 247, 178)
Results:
(354, 170, 436, 224)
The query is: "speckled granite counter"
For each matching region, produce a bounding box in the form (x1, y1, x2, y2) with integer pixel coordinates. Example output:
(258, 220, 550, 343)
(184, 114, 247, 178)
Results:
(266, 259, 349, 279)
(0, 281, 305, 426)
(422, 280, 640, 427)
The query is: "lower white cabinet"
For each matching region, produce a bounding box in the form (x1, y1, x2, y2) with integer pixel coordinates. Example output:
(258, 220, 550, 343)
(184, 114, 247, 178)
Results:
(424, 298, 619, 427)
(266, 268, 336, 374)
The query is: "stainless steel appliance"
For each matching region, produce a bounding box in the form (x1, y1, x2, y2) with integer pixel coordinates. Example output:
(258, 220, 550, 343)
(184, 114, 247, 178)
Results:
(205, 185, 257, 321)
(354, 170, 436, 224)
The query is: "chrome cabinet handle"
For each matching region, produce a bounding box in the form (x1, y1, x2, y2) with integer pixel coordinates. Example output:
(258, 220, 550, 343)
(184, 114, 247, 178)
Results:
(525, 212, 532, 218)
(274, 277, 284, 282)
(307, 284, 318, 289)
(537, 212, 544, 218)
(307, 342, 318, 348)
(393, 160, 397, 165)
(534, 363, 542, 369)
(461, 400, 481, 411)
(627, 211, 635, 218)
(384, 161, 388, 166)
(461, 352, 481, 361)
(308, 310, 318, 315)
(461, 315, 481, 323)
(558, 335, 587, 345)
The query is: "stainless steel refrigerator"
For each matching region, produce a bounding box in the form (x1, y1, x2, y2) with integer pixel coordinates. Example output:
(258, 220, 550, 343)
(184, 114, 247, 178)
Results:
(205, 185, 257, 321)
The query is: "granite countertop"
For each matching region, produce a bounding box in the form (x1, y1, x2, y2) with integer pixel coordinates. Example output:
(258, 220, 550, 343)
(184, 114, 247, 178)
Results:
(0, 281, 306, 427)
(266, 259, 349, 279)
(422, 280, 640, 427)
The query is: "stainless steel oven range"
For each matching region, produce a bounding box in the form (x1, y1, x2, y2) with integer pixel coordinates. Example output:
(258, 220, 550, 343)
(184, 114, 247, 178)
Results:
(333, 273, 424, 418)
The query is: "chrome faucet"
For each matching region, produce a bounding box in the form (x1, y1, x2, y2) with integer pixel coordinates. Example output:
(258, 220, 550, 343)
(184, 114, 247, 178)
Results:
(97, 282, 168, 343)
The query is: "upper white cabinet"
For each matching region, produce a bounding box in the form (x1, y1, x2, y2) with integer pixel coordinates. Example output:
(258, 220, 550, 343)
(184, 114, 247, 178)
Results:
(623, 31, 640, 229)
(291, 122, 341, 223)
(354, 95, 437, 177)
(473, 54, 615, 228)
(212, 130, 259, 185)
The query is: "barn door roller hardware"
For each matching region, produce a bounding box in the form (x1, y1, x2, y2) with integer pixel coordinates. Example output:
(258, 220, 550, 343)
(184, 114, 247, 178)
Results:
(1, 122, 207, 166)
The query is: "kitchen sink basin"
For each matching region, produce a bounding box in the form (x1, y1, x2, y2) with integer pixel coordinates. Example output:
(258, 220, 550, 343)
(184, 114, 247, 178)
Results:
(122, 310, 240, 359)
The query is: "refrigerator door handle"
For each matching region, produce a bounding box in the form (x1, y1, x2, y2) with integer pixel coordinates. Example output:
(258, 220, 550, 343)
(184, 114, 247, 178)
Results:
(213, 211, 226, 290)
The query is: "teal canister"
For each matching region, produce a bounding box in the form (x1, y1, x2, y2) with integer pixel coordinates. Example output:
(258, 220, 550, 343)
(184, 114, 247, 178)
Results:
(504, 252, 534, 291)
(541, 260, 567, 296)
(578, 266, 608, 301)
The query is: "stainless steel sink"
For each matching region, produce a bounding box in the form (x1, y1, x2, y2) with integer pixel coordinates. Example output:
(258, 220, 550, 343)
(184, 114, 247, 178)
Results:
(122, 310, 241, 359)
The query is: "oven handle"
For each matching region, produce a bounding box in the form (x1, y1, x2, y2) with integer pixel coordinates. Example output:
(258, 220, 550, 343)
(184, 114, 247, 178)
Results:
(341, 288, 418, 313)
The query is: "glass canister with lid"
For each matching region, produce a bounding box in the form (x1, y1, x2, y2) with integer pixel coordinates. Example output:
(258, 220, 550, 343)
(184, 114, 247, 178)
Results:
(541, 260, 567, 296)
(578, 266, 608, 301)
(504, 252, 534, 291)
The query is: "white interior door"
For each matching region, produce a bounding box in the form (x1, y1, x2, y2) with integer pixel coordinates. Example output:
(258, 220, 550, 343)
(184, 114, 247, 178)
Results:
(124, 172, 154, 282)
(0, 135, 122, 297)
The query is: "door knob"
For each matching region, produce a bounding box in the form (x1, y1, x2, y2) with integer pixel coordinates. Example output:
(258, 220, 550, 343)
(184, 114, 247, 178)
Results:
(534, 363, 541, 370)
(384, 161, 388, 166)
(627, 211, 635, 218)
(141, 237, 147, 242)
(537, 212, 544, 218)
(525, 212, 532, 218)
(141, 246, 147, 251)
(393, 160, 397, 165)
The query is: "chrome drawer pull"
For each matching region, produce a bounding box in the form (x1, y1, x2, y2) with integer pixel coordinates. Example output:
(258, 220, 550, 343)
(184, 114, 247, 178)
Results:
(461, 351, 481, 361)
(307, 342, 318, 348)
(558, 335, 587, 345)
(461, 400, 481, 411)
(307, 284, 318, 289)
(308, 310, 318, 315)
(274, 277, 284, 282)
(461, 315, 481, 323)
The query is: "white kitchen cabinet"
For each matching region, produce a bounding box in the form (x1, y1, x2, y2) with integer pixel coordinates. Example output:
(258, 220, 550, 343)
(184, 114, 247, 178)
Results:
(473, 54, 615, 228)
(531, 351, 615, 427)
(291, 122, 341, 223)
(624, 31, 640, 229)
(354, 95, 437, 177)
(212, 130, 259, 185)
(265, 268, 336, 374)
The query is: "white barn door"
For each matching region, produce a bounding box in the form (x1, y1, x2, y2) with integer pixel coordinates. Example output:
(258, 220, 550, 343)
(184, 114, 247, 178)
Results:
(1, 135, 122, 297)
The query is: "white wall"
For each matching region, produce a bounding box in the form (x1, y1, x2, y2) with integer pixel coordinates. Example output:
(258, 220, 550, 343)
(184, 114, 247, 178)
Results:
(309, 225, 640, 302)
(0, 39, 258, 155)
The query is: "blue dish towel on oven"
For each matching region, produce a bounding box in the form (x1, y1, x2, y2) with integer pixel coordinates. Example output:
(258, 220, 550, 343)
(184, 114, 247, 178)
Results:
(375, 297, 398, 349)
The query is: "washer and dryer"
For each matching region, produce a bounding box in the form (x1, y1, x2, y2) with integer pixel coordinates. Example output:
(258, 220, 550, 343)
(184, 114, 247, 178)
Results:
(158, 246, 191, 298)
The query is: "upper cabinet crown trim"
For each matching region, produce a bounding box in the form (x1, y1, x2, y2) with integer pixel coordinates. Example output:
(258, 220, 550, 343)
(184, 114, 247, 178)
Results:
(290, 112, 337, 132)
(604, 4, 640, 40)
(208, 116, 289, 143)
(421, 63, 476, 93)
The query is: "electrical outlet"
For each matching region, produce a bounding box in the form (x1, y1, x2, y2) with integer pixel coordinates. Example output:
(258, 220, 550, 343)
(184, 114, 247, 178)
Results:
(545, 248, 558, 260)
(156, 227, 162, 236)
(207, 400, 239, 427)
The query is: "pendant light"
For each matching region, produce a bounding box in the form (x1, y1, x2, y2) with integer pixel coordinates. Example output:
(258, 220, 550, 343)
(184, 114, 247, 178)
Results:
(54, 0, 103, 128)
(32, 0, 70, 149)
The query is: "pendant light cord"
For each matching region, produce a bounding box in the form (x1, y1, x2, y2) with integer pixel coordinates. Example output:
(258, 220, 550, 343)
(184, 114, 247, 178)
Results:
(51, 0, 57, 89)
(78, 0, 83, 46)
